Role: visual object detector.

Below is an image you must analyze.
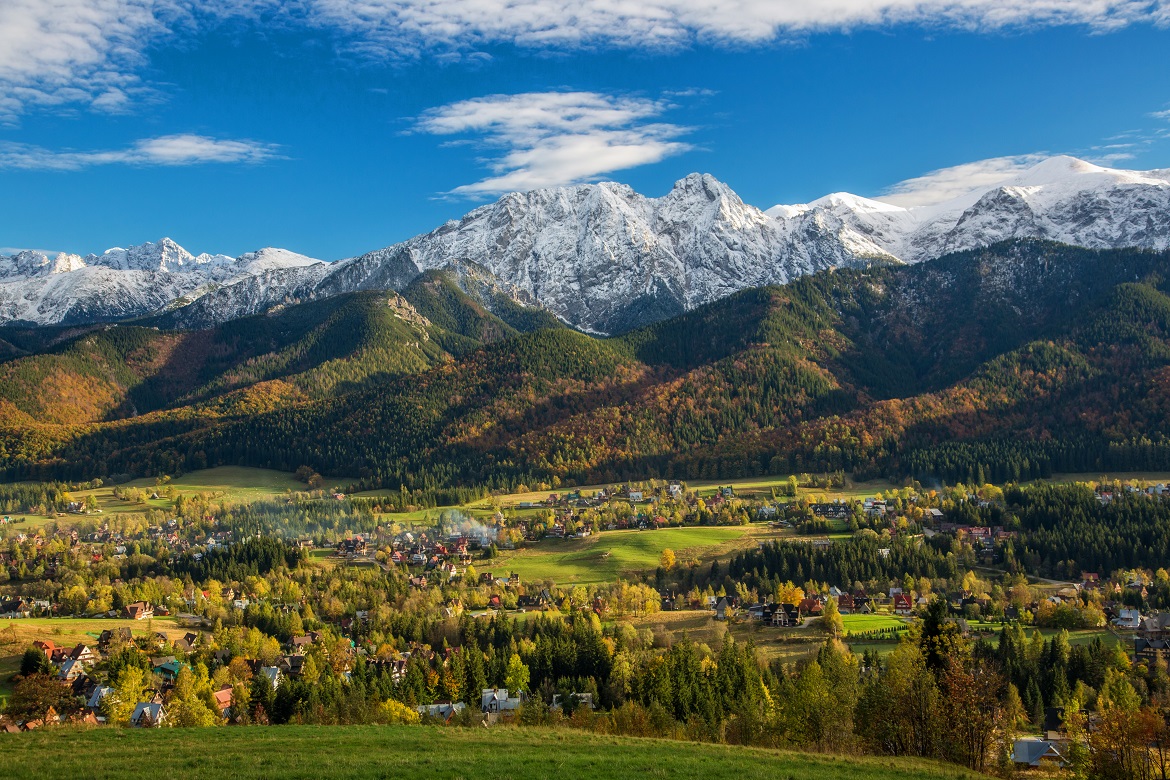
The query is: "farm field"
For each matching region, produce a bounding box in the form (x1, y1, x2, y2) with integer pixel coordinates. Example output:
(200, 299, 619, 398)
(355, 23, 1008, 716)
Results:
(0, 724, 990, 780)
(487, 526, 758, 586)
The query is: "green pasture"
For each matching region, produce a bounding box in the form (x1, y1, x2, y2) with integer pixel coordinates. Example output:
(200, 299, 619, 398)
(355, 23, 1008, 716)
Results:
(488, 526, 751, 586)
(0, 724, 991, 780)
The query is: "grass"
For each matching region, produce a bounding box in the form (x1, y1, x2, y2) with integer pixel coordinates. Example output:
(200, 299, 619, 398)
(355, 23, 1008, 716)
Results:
(841, 614, 908, 634)
(488, 526, 754, 586)
(0, 724, 990, 780)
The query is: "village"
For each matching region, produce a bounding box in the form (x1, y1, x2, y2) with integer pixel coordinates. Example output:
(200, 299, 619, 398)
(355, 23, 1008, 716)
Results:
(2, 472, 1170, 775)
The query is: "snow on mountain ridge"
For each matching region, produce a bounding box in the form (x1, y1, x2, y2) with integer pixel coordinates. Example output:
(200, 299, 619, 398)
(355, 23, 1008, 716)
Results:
(768, 155, 1170, 263)
(0, 239, 327, 327)
(5, 156, 1170, 333)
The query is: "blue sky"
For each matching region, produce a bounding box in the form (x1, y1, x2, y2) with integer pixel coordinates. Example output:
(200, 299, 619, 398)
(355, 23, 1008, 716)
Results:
(1, 1, 1169, 260)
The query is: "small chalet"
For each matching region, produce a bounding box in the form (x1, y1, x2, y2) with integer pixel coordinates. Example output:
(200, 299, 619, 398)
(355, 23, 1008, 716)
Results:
(130, 702, 166, 728)
(123, 602, 153, 621)
(1011, 738, 1067, 769)
(213, 687, 234, 718)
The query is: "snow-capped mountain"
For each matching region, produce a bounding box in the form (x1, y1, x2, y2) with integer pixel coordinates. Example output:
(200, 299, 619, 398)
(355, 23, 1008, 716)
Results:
(0, 239, 325, 327)
(335, 173, 895, 333)
(4, 156, 1170, 334)
(767, 156, 1170, 263)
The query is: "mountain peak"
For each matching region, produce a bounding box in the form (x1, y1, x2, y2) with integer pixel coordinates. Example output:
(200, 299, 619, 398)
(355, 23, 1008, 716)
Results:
(668, 172, 735, 200)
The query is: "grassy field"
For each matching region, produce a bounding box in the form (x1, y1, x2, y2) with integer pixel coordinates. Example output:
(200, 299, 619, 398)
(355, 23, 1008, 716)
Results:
(0, 724, 989, 780)
(841, 614, 907, 634)
(1, 467, 349, 530)
(0, 617, 181, 702)
(488, 526, 756, 586)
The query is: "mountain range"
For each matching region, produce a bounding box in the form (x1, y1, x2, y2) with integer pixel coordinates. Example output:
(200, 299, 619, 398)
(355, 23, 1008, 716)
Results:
(4, 156, 1169, 335)
(2, 238, 1169, 489)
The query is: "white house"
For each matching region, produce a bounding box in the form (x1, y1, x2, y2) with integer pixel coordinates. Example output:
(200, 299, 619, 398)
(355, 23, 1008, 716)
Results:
(481, 688, 523, 714)
(130, 702, 167, 727)
(1113, 608, 1142, 629)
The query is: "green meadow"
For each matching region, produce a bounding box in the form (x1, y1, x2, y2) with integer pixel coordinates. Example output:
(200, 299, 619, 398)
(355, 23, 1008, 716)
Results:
(0, 725, 991, 780)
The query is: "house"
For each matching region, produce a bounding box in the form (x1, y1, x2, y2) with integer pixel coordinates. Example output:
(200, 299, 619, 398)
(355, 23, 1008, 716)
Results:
(57, 659, 86, 683)
(97, 628, 132, 649)
(481, 688, 523, 714)
(1113, 608, 1142, 629)
(770, 604, 800, 627)
(714, 597, 729, 621)
(123, 601, 153, 620)
(893, 594, 914, 616)
(32, 640, 57, 658)
(418, 701, 467, 723)
(129, 702, 166, 728)
(86, 686, 114, 712)
(172, 636, 196, 654)
(798, 598, 823, 617)
(837, 594, 855, 614)
(69, 644, 98, 664)
(551, 692, 596, 711)
(1135, 637, 1170, 664)
(260, 666, 282, 690)
(156, 660, 184, 682)
(1140, 613, 1170, 639)
(213, 687, 234, 718)
(1011, 738, 1067, 768)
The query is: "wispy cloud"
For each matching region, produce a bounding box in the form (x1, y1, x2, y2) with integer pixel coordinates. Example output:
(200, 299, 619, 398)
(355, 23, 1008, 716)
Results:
(2, 0, 1169, 118)
(1153, 108, 1170, 120)
(877, 154, 1050, 207)
(0, 134, 282, 171)
(0, 247, 65, 256)
(415, 91, 693, 196)
(305, 0, 1170, 52)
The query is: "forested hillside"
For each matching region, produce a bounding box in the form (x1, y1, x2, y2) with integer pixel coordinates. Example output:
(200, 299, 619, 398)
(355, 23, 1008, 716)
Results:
(1, 240, 1169, 489)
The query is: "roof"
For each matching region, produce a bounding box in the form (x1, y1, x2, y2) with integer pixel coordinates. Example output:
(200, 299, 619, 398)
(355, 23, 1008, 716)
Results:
(86, 686, 114, 709)
(1012, 739, 1066, 767)
(130, 702, 164, 723)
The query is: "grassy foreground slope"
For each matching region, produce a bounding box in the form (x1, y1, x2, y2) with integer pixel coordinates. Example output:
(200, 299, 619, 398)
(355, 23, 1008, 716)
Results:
(0, 725, 988, 780)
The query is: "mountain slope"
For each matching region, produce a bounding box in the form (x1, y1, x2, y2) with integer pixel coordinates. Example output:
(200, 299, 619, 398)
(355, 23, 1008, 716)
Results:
(0, 286, 522, 425)
(3, 240, 1170, 488)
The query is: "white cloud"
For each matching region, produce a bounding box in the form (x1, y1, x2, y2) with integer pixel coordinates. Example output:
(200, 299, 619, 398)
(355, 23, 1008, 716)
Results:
(305, 0, 1170, 53)
(415, 91, 693, 195)
(876, 154, 1050, 207)
(0, 247, 65, 256)
(1153, 109, 1170, 120)
(0, 0, 163, 121)
(0, 134, 282, 170)
(2, 0, 1169, 118)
